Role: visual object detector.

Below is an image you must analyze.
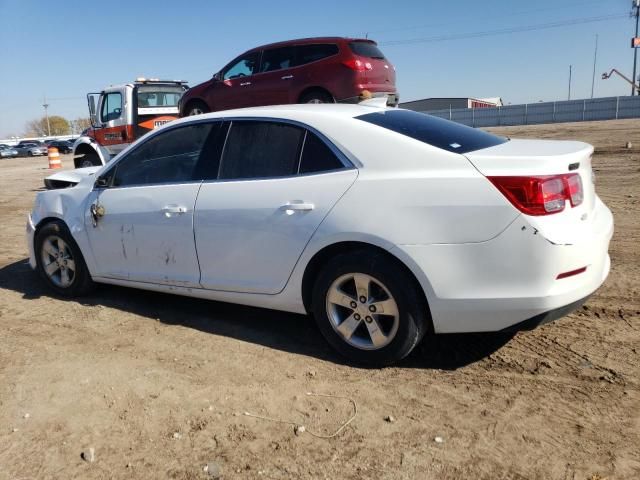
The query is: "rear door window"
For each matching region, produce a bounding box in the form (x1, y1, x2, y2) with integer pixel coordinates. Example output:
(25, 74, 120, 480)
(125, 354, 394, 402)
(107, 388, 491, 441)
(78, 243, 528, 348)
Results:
(356, 109, 508, 154)
(299, 131, 345, 174)
(348, 41, 386, 59)
(219, 121, 304, 180)
(260, 47, 295, 72)
(294, 44, 339, 66)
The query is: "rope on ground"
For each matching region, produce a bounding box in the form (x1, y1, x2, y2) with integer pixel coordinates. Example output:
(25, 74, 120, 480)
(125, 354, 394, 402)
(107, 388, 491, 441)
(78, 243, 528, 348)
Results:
(243, 392, 357, 439)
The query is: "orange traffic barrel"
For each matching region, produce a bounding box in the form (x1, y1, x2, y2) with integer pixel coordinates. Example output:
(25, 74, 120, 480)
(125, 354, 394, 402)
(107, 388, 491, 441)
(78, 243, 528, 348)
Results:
(47, 147, 62, 169)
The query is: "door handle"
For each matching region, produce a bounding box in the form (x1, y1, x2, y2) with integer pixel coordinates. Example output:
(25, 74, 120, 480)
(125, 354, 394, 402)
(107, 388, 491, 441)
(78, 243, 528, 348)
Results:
(240, 81, 252, 86)
(162, 205, 187, 217)
(281, 202, 314, 214)
(281, 75, 293, 80)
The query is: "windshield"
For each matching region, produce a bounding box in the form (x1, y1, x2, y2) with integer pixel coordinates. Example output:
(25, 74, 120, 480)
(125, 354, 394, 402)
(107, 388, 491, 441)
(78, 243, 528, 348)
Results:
(137, 85, 184, 108)
(356, 109, 508, 154)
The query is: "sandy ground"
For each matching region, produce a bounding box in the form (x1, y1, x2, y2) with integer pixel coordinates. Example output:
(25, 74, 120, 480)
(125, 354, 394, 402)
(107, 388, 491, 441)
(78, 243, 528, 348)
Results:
(0, 120, 639, 480)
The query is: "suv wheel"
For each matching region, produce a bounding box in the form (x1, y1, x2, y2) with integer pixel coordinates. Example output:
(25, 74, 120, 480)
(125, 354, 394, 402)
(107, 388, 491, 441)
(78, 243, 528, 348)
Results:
(300, 90, 333, 104)
(185, 101, 209, 116)
(311, 250, 428, 366)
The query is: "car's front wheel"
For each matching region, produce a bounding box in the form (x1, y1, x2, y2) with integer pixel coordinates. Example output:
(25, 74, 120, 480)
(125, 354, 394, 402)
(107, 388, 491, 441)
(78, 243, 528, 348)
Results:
(35, 221, 94, 297)
(312, 250, 429, 366)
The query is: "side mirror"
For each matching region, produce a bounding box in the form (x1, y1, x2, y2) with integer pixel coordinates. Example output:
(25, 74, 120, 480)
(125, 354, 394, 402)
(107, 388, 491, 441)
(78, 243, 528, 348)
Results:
(94, 176, 109, 188)
(87, 93, 101, 128)
(213, 72, 222, 81)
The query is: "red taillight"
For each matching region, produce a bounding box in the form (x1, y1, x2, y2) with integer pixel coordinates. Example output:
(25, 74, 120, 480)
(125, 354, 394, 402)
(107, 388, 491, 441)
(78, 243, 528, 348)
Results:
(342, 58, 372, 71)
(488, 173, 584, 216)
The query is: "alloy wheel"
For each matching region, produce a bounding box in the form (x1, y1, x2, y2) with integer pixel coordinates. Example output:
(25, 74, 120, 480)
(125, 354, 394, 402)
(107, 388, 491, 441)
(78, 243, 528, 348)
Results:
(41, 235, 76, 288)
(326, 273, 400, 350)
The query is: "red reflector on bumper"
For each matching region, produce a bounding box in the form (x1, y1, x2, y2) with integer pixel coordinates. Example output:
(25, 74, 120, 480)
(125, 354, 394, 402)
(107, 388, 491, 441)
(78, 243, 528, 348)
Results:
(556, 266, 587, 279)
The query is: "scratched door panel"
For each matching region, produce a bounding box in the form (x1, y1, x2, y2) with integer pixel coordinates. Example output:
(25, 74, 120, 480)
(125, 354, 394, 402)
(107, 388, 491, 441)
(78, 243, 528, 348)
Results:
(84, 184, 201, 286)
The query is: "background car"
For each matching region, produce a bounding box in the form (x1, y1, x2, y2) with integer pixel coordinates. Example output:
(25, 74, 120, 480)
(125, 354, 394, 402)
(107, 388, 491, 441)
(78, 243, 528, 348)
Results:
(0, 144, 19, 158)
(14, 142, 48, 157)
(31, 104, 612, 365)
(47, 140, 73, 154)
(180, 37, 397, 116)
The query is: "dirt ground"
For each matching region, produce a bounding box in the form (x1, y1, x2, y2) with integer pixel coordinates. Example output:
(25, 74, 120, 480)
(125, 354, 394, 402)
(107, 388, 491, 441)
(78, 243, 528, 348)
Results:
(1, 120, 639, 480)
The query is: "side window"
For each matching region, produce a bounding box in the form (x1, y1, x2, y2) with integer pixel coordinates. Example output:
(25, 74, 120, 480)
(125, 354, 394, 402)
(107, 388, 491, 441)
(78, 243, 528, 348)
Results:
(299, 131, 345, 174)
(101, 93, 122, 122)
(112, 123, 214, 187)
(223, 52, 260, 80)
(219, 121, 304, 180)
(294, 44, 339, 66)
(259, 47, 295, 72)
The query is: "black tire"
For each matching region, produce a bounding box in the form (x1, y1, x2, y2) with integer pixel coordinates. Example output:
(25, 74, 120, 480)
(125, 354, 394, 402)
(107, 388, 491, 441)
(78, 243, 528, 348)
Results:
(299, 90, 333, 104)
(35, 220, 95, 297)
(311, 250, 429, 366)
(74, 152, 101, 169)
(184, 100, 209, 117)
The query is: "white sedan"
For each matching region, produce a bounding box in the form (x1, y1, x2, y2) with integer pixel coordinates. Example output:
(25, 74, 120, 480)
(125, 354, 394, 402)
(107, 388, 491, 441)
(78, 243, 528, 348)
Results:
(27, 104, 613, 365)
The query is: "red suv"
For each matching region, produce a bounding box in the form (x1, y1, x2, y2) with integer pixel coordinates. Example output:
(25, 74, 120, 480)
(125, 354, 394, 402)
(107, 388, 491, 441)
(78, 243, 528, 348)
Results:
(179, 37, 397, 116)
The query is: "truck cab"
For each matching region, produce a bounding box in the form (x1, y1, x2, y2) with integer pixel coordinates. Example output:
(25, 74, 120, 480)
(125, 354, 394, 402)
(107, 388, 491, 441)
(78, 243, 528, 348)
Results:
(74, 79, 188, 168)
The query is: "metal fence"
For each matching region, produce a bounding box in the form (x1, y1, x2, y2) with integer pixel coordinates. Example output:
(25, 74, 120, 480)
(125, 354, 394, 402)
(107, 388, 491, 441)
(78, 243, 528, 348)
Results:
(416, 96, 640, 127)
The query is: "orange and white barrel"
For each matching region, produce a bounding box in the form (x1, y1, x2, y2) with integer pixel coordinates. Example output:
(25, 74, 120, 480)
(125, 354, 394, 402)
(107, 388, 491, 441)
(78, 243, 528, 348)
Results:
(47, 147, 62, 169)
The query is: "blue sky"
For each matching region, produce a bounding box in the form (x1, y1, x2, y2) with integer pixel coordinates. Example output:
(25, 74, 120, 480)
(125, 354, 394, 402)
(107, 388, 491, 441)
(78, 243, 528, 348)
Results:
(0, 0, 635, 137)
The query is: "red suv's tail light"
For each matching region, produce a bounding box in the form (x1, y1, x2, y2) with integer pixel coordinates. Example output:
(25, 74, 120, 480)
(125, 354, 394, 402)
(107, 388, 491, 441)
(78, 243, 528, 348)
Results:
(488, 173, 584, 216)
(342, 58, 373, 71)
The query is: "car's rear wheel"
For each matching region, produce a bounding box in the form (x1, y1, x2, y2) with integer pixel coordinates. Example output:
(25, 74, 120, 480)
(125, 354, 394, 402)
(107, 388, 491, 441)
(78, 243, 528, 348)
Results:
(35, 221, 94, 297)
(185, 100, 209, 116)
(311, 250, 428, 365)
(300, 90, 333, 104)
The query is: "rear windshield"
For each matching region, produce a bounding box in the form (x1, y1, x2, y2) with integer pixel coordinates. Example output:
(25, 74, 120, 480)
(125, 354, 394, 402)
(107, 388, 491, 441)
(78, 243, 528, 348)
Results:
(356, 109, 508, 153)
(349, 41, 385, 59)
(137, 85, 185, 108)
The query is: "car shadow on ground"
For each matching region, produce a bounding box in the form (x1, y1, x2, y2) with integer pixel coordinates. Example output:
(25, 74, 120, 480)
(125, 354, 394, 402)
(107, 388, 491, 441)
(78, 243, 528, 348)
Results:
(0, 259, 515, 370)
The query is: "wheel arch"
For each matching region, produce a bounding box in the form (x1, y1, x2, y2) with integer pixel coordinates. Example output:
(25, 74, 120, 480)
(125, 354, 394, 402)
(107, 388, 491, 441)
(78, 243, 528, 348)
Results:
(73, 140, 106, 168)
(300, 240, 433, 332)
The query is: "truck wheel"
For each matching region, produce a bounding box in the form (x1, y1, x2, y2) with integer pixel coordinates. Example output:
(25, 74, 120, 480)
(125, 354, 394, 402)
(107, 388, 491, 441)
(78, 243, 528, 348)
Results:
(74, 153, 101, 168)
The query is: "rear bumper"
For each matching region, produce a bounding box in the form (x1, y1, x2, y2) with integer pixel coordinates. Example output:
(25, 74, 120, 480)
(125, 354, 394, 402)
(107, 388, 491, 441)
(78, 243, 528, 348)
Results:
(394, 198, 613, 333)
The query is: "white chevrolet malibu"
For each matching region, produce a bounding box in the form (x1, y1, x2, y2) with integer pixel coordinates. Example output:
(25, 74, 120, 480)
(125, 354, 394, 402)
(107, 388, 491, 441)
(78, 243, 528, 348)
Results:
(27, 104, 613, 365)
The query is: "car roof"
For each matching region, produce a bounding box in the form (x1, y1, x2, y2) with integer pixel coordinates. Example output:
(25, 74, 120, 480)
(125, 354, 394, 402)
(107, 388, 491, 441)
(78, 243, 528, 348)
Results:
(187, 103, 388, 123)
(248, 36, 375, 52)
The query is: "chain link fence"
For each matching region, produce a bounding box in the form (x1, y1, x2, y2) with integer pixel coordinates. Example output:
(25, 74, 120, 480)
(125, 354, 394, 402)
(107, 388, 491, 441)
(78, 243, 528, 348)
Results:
(417, 96, 640, 127)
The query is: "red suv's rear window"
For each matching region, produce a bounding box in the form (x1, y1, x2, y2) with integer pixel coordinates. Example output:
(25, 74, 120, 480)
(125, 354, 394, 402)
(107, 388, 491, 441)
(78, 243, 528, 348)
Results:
(349, 41, 385, 59)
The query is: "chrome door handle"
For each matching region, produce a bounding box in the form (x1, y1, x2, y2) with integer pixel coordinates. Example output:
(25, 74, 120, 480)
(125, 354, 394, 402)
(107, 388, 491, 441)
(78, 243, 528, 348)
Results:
(240, 81, 252, 86)
(162, 205, 187, 217)
(281, 75, 293, 80)
(281, 202, 314, 213)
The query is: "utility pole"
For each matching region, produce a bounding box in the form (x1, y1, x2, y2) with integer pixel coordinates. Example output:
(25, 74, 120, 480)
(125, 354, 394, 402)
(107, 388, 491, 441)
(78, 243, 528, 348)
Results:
(632, 0, 640, 95)
(568, 65, 572, 100)
(591, 34, 598, 98)
(42, 94, 51, 136)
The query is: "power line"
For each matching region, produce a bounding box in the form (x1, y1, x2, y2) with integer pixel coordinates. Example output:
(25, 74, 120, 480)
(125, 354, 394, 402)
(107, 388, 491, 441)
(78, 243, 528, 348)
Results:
(379, 14, 626, 47)
(364, 0, 609, 37)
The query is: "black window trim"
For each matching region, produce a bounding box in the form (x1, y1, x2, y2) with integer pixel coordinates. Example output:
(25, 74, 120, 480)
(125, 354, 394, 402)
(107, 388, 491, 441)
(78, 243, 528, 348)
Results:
(211, 117, 355, 184)
(95, 118, 223, 190)
(94, 116, 355, 191)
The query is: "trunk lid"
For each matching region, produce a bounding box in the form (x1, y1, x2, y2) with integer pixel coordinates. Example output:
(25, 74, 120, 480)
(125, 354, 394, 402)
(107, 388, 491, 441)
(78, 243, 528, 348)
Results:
(465, 138, 597, 245)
